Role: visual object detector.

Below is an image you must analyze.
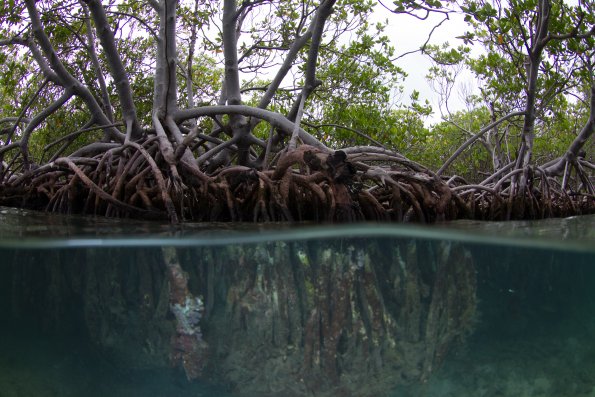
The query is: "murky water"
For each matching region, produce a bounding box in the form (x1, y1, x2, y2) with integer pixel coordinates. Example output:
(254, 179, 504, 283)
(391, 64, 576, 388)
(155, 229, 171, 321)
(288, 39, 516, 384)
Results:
(1, 207, 594, 397)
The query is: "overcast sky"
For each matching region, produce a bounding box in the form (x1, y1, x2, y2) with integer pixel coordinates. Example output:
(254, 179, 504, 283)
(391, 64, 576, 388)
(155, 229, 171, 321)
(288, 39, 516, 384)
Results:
(372, 7, 476, 124)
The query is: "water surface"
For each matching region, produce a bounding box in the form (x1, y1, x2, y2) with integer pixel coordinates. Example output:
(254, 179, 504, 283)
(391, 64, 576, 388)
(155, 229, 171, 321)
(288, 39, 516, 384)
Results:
(1, 207, 594, 396)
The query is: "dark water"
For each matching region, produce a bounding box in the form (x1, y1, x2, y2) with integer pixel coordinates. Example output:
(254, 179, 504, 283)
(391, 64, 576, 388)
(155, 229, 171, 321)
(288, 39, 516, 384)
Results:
(0, 207, 594, 397)
(394, 246, 595, 397)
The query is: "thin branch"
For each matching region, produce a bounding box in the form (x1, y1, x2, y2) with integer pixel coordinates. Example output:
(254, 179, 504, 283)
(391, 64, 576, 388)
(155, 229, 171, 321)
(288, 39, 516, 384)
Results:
(0, 142, 21, 157)
(196, 135, 239, 166)
(46, 119, 95, 162)
(437, 111, 526, 175)
(0, 117, 32, 126)
(304, 122, 387, 149)
(545, 83, 595, 176)
(108, 10, 159, 39)
(20, 89, 74, 168)
(289, 93, 306, 150)
(394, 15, 449, 62)
(70, 142, 120, 157)
(0, 36, 28, 47)
(3, 78, 49, 145)
(379, 0, 451, 19)
(543, 11, 594, 43)
(45, 121, 123, 153)
(255, 31, 312, 110)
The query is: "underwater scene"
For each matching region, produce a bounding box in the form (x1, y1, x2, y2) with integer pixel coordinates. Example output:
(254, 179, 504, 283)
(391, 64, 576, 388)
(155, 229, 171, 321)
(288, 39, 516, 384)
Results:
(0, 207, 594, 397)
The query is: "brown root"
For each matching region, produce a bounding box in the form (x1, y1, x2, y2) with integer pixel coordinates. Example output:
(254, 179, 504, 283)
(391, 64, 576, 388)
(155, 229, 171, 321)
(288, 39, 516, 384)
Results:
(0, 133, 592, 222)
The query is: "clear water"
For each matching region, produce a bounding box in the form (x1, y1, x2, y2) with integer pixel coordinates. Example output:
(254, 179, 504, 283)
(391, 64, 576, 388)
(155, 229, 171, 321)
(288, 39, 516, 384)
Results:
(1, 207, 594, 397)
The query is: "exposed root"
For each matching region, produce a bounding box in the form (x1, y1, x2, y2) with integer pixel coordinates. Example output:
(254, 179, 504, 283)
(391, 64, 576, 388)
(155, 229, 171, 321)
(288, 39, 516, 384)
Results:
(0, 133, 592, 222)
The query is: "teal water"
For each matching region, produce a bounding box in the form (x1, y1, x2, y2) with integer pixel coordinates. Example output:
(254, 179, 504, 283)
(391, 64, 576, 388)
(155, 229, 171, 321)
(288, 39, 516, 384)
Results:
(0, 207, 594, 397)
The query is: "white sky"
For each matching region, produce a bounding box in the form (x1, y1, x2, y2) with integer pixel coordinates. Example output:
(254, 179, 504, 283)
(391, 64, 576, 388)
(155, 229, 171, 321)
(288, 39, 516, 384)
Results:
(378, 0, 583, 125)
(229, 3, 476, 125)
(229, 2, 477, 125)
(372, 7, 477, 124)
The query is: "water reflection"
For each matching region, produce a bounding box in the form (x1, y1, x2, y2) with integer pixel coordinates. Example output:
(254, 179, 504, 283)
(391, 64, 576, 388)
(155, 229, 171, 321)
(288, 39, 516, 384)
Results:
(0, 209, 594, 396)
(394, 245, 595, 397)
(2, 238, 478, 396)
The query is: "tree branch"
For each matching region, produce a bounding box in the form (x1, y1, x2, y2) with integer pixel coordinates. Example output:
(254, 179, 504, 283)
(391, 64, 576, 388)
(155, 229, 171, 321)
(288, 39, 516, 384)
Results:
(153, 0, 178, 117)
(81, 2, 115, 123)
(148, 0, 161, 12)
(20, 89, 74, 169)
(304, 122, 388, 149)
(24, 0, 125, 142)
(25, 38, 61, 84)
(185, 0, 200, 127)
(437, 111, 526, 175)
(108, 10, 159, 39)
(287, 0, 336, 124)
(83, 0, 140, 139)
(545, 82, 595, 176)
(255, 33, 312, 110)
(2, 78, 49, 146)
(0, 118, 32, 127)
(46, 121, 124, 161)
(301, 0, 335, 101)
(175, 105, 327, 150)
(223, 0, 242, 106)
